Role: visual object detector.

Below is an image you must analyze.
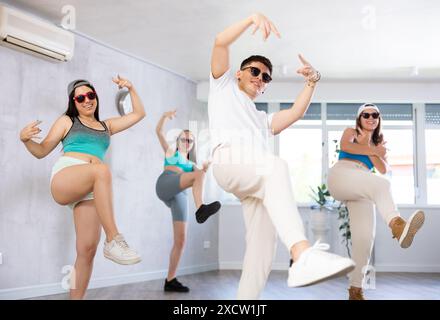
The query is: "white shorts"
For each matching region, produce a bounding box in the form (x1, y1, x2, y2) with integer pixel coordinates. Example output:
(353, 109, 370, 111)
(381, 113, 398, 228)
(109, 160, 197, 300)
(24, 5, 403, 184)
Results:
(51, 156, 94, 209)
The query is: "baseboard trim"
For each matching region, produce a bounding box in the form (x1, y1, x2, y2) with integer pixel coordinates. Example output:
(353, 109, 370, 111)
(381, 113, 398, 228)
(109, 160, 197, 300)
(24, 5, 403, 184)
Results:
(219, 261, 440, 273)
(0, 263, 218, 300)
(374, 264, 440, 273)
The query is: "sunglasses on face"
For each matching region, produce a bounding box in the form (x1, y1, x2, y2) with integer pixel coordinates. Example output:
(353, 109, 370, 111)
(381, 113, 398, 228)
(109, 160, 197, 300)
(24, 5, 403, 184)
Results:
(361, 112, 380, 119)
(73, 91, 97, 103)
(180, 137, 194, 144)
(241, 66, 272, 83)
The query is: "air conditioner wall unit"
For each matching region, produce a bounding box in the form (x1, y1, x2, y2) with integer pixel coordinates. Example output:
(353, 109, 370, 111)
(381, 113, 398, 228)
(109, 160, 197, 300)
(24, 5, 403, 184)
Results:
(0, 4, 74, 62)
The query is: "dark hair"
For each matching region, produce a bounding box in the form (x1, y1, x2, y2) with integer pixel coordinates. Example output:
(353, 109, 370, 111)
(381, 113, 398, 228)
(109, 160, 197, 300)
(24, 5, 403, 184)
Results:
(176, 130, 197, 163)
(65, 81, 100, 121)
(356, 112, 384, 146)
(240, 55, 273, 75)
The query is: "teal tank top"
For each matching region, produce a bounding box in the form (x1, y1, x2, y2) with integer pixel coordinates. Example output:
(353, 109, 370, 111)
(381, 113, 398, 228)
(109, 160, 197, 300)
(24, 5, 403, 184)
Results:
(164, 150, 194, 172)
(62, 117, 110, 161)
(339, 150, 374, 170)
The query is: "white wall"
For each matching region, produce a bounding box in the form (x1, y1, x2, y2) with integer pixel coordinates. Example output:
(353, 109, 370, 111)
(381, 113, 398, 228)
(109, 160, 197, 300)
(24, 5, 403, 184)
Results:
(374, 207, 440, 272)
(0, 34, 218, 299)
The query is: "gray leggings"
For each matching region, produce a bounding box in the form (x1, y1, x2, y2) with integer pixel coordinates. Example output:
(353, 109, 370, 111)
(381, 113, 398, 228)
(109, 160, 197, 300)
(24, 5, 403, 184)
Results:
(156, 170, 188, 222)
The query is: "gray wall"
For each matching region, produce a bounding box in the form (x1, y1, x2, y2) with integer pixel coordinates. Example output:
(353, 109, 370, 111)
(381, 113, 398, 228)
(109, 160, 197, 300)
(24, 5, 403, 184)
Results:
(0, 34, 218, 298)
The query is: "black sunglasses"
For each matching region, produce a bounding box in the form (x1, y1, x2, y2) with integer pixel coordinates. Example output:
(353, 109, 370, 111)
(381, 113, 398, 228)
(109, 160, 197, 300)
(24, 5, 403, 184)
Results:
(73, 91, 96, 103)
(241, 66, 272, 83)
(361, 112, 380, 119)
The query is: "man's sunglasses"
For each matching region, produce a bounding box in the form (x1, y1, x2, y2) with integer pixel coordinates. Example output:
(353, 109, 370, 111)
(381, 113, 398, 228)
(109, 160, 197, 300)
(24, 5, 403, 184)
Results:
(73, 91, 97, 103)
(241, 66, 272, 83)
(361, 112, 380, 119)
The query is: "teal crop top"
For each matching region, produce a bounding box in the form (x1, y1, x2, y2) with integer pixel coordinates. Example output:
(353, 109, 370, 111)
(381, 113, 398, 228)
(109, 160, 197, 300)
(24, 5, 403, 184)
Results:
(339, 150, 374, 170)
(164, 150, 194, 172)
(62, 117, 110, 161)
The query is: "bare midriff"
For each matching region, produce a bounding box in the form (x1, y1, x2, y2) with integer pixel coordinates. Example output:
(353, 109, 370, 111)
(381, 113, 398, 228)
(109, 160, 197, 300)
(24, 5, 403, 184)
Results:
(163, 165, 184, 174)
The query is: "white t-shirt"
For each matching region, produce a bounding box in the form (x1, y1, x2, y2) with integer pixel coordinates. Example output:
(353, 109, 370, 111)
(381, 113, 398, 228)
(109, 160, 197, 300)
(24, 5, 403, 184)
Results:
(208, 69, 274, 152)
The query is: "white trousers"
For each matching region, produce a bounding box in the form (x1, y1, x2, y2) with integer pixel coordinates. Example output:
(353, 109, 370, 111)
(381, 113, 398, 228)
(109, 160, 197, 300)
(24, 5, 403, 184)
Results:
(328, 160, 399, 288)
(212, 145, 307, 299)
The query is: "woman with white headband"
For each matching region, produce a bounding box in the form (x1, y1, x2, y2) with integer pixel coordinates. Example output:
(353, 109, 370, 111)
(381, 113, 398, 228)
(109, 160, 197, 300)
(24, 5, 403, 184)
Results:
(327, 103, 425, 300)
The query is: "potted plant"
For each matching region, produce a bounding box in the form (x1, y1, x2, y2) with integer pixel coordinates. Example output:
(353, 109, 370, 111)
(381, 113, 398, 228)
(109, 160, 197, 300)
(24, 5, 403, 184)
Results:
(336, 201, 351, 257)
(330, 138, 352, 257)
(309, 184, 333, 243)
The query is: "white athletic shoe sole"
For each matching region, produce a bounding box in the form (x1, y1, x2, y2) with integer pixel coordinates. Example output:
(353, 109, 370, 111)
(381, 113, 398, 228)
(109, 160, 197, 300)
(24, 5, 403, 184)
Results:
(104, 251, 142, 265)
(288, 258, 355, 288)
(399, 210, 425, 249)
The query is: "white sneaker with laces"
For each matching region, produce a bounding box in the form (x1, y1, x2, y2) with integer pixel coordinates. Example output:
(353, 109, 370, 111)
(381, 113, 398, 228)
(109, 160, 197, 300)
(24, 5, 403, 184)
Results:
(288, 241, 355, 287)
(103, 234, 141, 265)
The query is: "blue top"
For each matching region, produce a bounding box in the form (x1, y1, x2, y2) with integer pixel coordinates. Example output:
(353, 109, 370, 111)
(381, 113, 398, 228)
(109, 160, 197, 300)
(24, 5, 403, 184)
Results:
(164, 150, 194, 172)
(339, 150, 374, 170)
(63, 117, 110, 161)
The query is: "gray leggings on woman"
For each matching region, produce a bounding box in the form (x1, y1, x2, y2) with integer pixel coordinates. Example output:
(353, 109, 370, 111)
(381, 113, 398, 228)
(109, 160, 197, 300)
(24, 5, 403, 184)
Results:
(156, 170, 188, 222)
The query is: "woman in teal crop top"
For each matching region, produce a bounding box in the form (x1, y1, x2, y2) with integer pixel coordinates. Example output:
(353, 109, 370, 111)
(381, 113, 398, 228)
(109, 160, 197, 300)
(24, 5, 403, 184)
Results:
(327, 103, 425, 300)
(164, 149, 195, 172)
(19, 76, 146, 299)
(155, 109, 221, 292)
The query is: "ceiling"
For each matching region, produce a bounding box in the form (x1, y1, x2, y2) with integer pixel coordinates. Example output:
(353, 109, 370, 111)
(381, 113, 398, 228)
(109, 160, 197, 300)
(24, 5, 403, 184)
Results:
(3, 0, 440, 82)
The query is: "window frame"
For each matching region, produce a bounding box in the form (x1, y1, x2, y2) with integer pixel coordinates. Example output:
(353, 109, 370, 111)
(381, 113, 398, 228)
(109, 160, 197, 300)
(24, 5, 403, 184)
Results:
(223, 102, 440, 208)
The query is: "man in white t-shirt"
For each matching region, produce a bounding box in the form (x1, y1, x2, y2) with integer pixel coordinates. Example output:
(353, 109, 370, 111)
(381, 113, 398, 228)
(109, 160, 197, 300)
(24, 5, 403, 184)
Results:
(209, 13, 356, 299)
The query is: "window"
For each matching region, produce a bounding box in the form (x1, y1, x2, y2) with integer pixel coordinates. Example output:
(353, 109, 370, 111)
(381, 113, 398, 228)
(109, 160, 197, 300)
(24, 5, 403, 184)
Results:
(255, 102, 268, 113)
(379, 104, 415, 204)
(216, 101, 434, 207)
(327, 103, 360, 126)
(425, 104, 440, 204)
(280, 128, 322, 203)
(281, 102, 322, 126)
(279, 103, 322, 203)
(328, 130, 343, 167)
(383, 128, 415, 204)
(327, 103, 363, 172)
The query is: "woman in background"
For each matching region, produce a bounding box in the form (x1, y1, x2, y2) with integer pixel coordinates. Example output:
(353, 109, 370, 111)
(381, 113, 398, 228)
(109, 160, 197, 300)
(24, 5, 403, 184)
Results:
(328, 103, 425, 300)
(155, 109, 221, 292)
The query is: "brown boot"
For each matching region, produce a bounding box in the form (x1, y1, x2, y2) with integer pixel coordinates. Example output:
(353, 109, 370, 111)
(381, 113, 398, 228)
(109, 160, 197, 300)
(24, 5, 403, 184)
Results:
(348, 286, 365, 300)
(390, 216, 406, 240)
(389, 211, 425, 249)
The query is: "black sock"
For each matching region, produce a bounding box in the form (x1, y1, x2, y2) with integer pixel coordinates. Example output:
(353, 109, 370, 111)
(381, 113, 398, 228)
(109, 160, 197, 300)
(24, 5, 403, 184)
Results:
(195, 201, 221, 223)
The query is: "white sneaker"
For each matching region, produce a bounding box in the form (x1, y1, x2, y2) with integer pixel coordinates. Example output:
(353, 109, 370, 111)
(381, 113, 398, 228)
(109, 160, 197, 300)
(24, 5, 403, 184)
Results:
(288, 241, 355, 287)
(103, 234, 141, 265)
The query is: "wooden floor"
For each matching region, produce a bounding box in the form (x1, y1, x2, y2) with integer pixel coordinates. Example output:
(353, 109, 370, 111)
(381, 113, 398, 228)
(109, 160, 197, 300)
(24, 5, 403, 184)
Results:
(29, 270, 440, 300)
